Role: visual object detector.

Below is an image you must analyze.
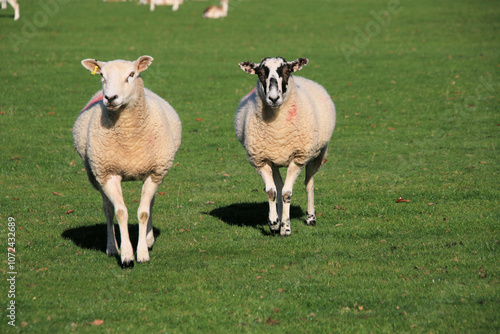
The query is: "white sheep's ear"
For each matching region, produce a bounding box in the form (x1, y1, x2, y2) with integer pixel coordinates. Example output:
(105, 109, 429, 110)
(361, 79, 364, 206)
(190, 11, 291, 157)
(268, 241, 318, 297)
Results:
(81, 59, 105, 74)
(239, 61, 258, 75)
(135, 55, 154, 74)
(288, 58, 309, 72)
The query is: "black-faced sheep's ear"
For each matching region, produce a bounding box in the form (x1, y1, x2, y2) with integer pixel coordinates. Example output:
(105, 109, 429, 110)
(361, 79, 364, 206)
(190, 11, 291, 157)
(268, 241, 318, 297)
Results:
(135, 56, 154, 74)
(81, 59, 105, 74)
(288, 58, 309, 72)
(239, 61, 258, 75)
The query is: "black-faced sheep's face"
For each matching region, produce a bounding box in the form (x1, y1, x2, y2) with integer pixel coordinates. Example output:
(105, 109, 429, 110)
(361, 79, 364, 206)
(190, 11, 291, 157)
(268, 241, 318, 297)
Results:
(239, 57, 309, 108)
(81, 56, 154, 112)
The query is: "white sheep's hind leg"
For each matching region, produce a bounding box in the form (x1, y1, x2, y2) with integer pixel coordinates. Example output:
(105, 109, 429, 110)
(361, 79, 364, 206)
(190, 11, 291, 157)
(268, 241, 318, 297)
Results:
(136, 177, 160, 263)
(2, 1, 6, 10)
(101, 192, 119, 256)
(281, 161, 304, 236)
(101, 175, 134, 268)
(146, 196, 156, 248)
(257, 164, 280, 234)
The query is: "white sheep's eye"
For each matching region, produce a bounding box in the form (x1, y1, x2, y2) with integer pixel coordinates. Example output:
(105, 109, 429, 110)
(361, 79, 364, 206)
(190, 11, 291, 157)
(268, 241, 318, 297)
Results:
(129, 72, 135, 78)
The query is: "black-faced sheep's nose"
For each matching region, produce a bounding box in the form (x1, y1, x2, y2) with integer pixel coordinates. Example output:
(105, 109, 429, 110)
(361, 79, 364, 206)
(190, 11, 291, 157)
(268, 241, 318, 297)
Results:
(105, 94, 118, 103)
(269, 96, 279, 104)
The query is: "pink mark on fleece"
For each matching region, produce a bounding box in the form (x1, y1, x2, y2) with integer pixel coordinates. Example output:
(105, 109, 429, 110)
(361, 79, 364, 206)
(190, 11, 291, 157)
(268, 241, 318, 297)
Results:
(82, 91, 104, 111)
(244, 87, 256, 99)
(286, 104, 298, 122)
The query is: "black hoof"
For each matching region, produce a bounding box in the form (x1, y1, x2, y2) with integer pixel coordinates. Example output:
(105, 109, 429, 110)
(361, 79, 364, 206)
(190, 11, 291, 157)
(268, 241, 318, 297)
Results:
(307, 220, 316, 226)
(121, 260, 134, 269)
(268, 219, 281, 233)
(306, 212, 316, 226)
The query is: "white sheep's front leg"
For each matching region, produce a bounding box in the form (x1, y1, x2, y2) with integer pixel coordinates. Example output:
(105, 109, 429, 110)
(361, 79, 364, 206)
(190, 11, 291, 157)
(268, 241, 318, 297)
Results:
(281, 161, 304, 236)
(101, 192, 119, 256)
(100, 175, 135, 268)
(258, 164, 280, 234)
(136, 177, 159, 263)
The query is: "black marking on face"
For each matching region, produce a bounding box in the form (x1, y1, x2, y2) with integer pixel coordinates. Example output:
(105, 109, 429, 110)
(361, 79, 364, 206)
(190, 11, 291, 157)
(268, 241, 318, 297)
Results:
(257, 66, 269, 94)
(278, 63, 291, 94)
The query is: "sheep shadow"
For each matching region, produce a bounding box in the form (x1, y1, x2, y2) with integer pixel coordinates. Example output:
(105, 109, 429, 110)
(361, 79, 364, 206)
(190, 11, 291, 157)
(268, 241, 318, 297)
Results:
(61, 223, 161, 263)
(207, 202, 304, 236)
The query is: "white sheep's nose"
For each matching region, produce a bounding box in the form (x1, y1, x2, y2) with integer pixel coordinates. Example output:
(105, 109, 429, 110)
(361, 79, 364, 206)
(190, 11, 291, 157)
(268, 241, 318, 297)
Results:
(105, 94, 118, 103)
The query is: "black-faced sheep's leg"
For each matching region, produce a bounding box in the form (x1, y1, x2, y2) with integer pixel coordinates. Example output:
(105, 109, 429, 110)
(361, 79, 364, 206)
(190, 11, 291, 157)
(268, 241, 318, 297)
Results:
(281, 161, 304, 236)
(304, 150, 326, 226)
(101, 175, 134, 269)
(257, 164, 280, 233)
(272, 166, 284, 224)
(137, 177, 159, 263)
(304, 147, 328, 226)
(101, 191, 119, 256)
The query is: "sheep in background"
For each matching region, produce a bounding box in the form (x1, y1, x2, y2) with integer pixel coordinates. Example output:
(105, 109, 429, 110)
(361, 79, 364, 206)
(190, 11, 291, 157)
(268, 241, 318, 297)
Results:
(140, 0, 182, 11)
(73, 56, 182, 268)
(203, 0, 228, 19)
(1, 0, 19, 21)
(235, 57, 336, 236)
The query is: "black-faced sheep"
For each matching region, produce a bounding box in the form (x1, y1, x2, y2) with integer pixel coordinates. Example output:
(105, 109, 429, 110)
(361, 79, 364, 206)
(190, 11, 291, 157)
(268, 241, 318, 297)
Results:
(73, 56, 182, 268)
(235, 57, 336, 236)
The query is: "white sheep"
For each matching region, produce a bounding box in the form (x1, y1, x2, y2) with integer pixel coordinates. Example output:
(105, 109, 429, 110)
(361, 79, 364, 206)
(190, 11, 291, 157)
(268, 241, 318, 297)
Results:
(1, 0, 19, 21)
(202, 0, 228, 19)
(73, 55, 182, 268)
(139, 0, 182, 11)
(235, 57, 336, 236)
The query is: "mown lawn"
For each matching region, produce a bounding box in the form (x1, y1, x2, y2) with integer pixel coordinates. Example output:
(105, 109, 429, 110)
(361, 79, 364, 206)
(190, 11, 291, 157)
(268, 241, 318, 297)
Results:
(0, 0, 498, 332)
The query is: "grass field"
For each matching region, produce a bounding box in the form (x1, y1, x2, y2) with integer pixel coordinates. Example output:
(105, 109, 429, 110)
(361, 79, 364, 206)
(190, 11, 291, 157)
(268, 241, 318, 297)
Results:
(1, 0, 499, 332)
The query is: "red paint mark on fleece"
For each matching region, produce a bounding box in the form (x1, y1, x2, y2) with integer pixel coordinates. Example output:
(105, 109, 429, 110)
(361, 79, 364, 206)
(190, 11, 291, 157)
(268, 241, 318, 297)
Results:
(82, 91, 104, 111)
(286, 104, 298, 122)
(243, 87, 256, 99)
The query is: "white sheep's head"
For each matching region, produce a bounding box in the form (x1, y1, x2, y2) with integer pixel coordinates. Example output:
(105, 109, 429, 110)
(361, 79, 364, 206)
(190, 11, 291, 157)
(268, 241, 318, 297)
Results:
(239, 57, 308, 108)
(81, 56, 154, 111)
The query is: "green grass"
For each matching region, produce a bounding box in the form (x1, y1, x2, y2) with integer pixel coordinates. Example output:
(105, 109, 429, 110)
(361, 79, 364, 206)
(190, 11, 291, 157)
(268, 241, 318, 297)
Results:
(1, 0, 498, 332)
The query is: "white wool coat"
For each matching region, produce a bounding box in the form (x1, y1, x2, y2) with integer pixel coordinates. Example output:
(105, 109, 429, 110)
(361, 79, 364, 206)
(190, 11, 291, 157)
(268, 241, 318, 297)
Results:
(73, 85, 181, 189)
(235, 76, 336, 169)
